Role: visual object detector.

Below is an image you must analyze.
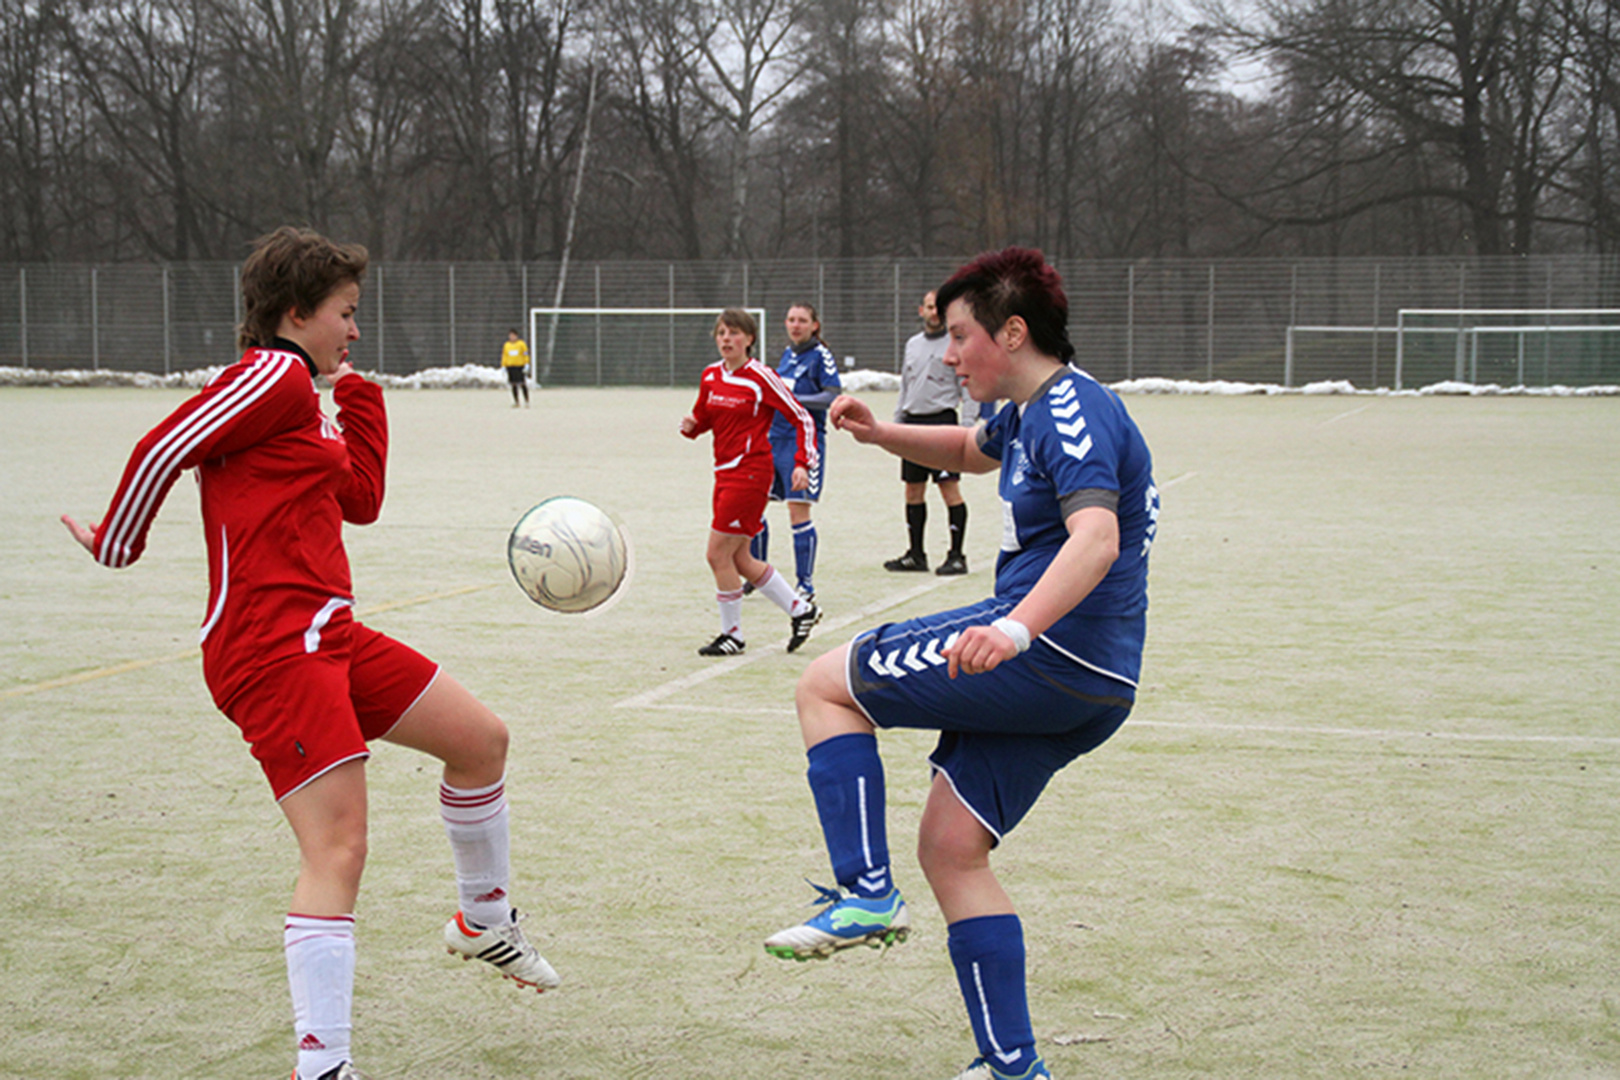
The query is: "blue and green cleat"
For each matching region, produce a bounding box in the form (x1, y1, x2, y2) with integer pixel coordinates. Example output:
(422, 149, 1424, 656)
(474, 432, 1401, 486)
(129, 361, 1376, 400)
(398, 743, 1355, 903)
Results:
(764, 882, 910, 960)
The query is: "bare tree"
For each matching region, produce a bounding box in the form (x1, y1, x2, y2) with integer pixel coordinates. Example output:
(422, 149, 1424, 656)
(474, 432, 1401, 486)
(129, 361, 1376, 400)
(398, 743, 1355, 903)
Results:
(1209, 0, 1590, 254)
(1557, 0, 1617, 249)
(61, 0, 221, 258)
(345, 0, 434, 257)
(689, 0, 809, 257)
(493, 0, 583, 260)
(872, 0, 958, 255)
(602, 0, 717, 259)
(0, 0, 75, 259)
(214, 0, 366, 229)
(1023, 0, 1117, 257)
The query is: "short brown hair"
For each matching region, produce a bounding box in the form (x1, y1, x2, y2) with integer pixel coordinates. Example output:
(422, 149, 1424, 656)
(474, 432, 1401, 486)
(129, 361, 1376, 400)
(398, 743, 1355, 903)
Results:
(712, 307, 758, 354)
(237, 226, 369, 350)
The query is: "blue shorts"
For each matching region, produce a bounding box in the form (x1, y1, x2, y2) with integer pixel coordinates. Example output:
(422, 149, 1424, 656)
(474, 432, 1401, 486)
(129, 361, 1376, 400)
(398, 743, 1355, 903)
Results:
(769, 430, 826, 503)
(845, 597, 1131, 843)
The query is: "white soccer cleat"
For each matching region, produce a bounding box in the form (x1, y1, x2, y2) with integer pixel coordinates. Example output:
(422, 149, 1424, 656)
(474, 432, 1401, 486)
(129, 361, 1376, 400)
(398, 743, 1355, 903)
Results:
(443, 910, 560, 992)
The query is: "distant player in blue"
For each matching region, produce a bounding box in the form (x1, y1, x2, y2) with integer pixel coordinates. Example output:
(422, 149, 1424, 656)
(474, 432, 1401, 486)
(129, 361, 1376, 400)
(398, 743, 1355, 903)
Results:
(750, 303, 841, 600)
(763, 248, 1159, 1080)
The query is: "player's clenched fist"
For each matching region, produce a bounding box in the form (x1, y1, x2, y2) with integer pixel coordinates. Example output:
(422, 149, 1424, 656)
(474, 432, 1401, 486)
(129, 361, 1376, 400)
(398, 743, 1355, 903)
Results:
(828, 394, 879, 442)
(944, 623, 1021, 678)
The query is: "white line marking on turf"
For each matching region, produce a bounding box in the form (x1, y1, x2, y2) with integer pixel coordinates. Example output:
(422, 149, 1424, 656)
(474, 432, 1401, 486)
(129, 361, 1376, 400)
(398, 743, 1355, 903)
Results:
(625, 704, 1620, 747)
(613, 579, 948, 709)
(1323, 405, 1370, 424)
(1131, 719, 1620, 746)
(1, 584, 494, 700)
(1159, 471, 1197, 488)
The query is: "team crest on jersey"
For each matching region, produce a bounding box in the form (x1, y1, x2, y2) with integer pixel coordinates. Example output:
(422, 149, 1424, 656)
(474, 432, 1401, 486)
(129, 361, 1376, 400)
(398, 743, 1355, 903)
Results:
(1008, 439, 1029, 486)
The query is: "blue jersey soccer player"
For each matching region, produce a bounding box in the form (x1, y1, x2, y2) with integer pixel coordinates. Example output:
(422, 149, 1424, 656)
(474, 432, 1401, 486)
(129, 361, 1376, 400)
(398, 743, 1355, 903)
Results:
(750, 303, 842, 600)
(762, 248, 1159, 1080)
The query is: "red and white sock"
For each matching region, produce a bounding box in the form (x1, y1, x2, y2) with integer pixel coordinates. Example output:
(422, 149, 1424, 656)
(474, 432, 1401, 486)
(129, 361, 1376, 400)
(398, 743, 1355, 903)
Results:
(717, 587, 745, 640)
(751, 565, 807, 616)
(285, 913, 354, 1080)
(440, 777, 514, 928)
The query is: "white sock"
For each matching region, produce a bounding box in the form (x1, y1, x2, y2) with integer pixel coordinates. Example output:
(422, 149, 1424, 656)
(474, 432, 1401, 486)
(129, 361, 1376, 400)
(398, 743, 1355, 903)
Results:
(718, 587, 744, 640)
(440, 778, 514, 928)
(285, 914, 355, 1080)
(751, 565, 808, 615)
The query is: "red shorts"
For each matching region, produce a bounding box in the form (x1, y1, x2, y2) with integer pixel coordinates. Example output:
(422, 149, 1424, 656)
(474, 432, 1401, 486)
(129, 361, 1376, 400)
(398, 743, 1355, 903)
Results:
(711, 470, 770, 536)
(218, 619, 440, 801)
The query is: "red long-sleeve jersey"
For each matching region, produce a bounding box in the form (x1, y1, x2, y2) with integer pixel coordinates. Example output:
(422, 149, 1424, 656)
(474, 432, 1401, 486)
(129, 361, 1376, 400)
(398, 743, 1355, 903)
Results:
(683, 358, 819, 474)
(90, 345, 386, 704)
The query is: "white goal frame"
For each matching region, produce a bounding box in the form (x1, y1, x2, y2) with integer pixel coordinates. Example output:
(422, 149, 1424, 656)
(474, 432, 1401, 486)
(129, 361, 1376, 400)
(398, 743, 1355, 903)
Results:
(528, 306, 768, 386)
(1395, 308, 1620, 389)
(1286, 308, 1620, 389)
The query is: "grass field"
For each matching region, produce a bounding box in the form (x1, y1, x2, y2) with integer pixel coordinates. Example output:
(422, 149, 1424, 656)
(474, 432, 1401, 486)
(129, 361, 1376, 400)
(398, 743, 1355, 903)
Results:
(3, 385, 1618, 1080)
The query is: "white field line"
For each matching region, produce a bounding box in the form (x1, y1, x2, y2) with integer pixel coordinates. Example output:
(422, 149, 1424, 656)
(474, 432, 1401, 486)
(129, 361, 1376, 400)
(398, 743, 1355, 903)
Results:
(612, 579, 947, 709)
(626, 702, 1620, 747)
(1, 584, 495, 701)
(1128, 719, 1620, 746)
(1323, 405, 1371, 424)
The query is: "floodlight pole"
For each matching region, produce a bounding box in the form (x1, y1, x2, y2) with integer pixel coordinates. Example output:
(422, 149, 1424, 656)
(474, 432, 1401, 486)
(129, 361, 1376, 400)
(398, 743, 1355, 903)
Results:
(545, 52, 601, 386)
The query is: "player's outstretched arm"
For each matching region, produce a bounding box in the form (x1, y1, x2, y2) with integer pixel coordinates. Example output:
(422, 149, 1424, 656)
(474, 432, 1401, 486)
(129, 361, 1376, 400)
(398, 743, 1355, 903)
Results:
(61, 514, 96, 555)
(835, 393, 991, 474)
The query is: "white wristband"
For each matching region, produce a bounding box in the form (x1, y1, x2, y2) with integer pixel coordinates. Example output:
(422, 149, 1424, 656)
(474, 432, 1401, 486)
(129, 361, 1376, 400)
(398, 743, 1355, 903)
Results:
(991, 617, 1032, 654)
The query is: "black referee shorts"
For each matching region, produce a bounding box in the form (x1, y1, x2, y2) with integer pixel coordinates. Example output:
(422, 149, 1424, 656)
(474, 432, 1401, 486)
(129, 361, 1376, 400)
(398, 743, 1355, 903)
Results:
(899, 409, 961, 484)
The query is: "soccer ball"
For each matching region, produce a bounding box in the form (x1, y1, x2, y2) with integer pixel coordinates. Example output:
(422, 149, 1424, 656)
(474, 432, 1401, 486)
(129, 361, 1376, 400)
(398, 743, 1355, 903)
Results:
(507, 496, 630, 613)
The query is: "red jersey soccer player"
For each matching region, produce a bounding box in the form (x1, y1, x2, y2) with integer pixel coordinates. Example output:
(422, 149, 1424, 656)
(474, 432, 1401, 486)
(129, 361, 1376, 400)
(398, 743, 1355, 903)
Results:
(63, 227, 558, 1080)
(680, 307, 824, 656)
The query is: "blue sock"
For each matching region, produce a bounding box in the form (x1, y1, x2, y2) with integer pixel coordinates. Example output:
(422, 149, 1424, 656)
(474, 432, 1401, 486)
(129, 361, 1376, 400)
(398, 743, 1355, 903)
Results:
(948, 914, 1037, 1074)
(792, 521, 817, 594)
(750, 519, 769, 563)
(806, 733, 891, 897)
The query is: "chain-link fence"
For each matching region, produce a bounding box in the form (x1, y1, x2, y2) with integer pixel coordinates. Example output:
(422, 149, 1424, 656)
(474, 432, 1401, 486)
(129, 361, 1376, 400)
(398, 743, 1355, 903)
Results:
(3, 255, 1618, 388)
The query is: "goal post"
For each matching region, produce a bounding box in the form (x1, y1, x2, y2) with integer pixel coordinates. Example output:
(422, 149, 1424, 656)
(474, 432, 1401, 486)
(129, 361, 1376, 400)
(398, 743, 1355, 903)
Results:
(1395, 308, 1620, 389)
(1285, 309, 1620, 389)
(527, 307, 768, 388)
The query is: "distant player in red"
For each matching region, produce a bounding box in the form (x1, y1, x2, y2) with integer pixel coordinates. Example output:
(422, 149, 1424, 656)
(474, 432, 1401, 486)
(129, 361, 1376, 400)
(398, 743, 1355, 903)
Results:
(679, 307, 824, 656)
(62, 227, 557, 1080)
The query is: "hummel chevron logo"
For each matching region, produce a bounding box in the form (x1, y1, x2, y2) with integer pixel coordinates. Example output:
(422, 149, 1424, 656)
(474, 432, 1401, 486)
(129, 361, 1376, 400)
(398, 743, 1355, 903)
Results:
(1062, 434, 1093, 461)
(1054, 414, 1086, 437)
(867, 632, 958, 678)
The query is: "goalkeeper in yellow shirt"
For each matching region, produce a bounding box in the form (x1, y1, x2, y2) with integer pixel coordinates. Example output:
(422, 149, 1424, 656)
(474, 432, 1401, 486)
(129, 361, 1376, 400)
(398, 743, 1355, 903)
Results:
(502, 329, 530, 406)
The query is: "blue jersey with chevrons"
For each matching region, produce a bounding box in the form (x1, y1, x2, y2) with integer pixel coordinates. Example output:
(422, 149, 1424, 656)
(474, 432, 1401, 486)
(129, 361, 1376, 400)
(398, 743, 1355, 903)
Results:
(769, 339, 841, 441)
(976, 365, 1158, 687)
